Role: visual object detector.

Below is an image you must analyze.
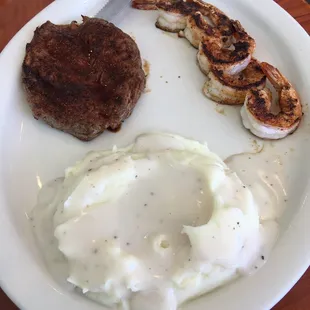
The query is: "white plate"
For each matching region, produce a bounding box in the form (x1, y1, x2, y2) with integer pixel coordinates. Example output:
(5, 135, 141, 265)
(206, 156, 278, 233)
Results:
(0, 0, 309, 309)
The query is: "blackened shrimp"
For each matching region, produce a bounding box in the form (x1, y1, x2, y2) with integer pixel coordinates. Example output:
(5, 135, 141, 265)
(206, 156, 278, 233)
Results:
(181, 0, 233, 38)
(132, 0, 233, 34)
(241, 62, 302, 139)
(155, 0, 188, 32)
(197, 19, 255, 75)
(182, 12, 216, 48)
(203, 58, 266, 105)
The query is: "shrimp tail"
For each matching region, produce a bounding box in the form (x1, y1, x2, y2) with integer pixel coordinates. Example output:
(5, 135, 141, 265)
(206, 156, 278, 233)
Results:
(241, 62, 302, 140)
(261, 62, 290, 90)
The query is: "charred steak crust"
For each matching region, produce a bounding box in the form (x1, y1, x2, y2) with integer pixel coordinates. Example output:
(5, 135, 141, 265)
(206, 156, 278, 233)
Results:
(22, 17, 146, 141)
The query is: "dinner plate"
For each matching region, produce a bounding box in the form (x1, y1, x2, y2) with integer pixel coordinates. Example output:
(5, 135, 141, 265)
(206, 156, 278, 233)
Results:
(0, 0, 309, 309)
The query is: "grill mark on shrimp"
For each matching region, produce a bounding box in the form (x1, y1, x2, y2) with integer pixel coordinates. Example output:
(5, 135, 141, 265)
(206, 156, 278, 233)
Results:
(212, 65, 266, 90)
(201, 42, 250, 64)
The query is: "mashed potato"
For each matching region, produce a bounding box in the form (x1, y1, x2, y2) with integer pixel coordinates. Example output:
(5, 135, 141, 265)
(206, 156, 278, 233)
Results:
(32, 133, 266, 310)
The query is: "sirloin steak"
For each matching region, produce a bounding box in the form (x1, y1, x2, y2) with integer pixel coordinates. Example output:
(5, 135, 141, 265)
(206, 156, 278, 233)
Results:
(22, 17, 146, 141)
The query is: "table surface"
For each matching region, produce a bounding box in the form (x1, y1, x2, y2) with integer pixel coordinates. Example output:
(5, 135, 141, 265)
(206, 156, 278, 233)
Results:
(0, 0, 309, 309)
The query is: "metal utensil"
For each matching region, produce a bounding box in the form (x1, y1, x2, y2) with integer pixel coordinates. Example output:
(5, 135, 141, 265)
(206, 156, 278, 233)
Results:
(96, 0, 132, 24)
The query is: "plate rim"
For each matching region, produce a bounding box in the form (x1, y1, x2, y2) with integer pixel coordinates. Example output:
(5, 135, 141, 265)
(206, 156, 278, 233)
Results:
(0, 0, 309, 309)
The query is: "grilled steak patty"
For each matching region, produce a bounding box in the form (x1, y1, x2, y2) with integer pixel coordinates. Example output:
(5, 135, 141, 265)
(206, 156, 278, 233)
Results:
(22, 17, 146, 141)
